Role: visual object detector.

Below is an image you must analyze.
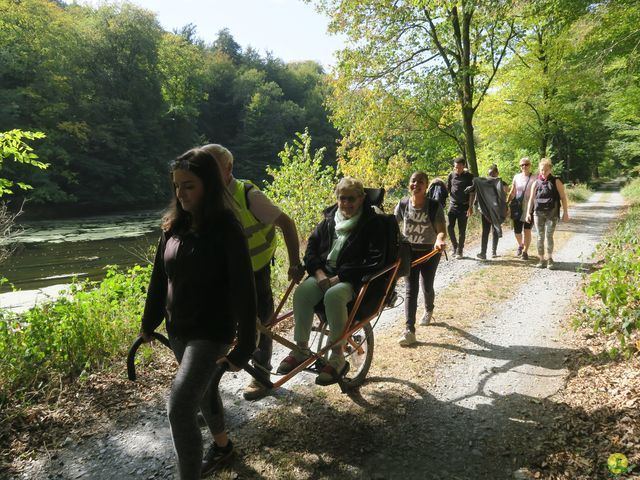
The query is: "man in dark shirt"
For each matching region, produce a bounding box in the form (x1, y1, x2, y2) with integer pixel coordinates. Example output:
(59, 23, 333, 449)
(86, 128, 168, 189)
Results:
(446, 157, 475, 258)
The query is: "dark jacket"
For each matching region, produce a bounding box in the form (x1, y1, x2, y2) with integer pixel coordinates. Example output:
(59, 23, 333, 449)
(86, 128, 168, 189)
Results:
(470, 176, 507, 238)
(141, 210, 257, 366)
(304, 198, 387, 292)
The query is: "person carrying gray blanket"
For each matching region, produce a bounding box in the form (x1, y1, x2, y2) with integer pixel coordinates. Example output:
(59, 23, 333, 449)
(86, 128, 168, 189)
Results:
(465, 165, 508, 259)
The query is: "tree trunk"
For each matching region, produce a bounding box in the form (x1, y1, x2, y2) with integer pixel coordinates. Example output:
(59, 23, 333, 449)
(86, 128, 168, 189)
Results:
(460, 7, 478, 176)
(462, 106, 478, 175)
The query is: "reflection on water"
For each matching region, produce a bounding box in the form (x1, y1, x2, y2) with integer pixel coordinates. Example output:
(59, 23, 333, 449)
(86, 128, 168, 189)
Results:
(1, 210, 162, 293)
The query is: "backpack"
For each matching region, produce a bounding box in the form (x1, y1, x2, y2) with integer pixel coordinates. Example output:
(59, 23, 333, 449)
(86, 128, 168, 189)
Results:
(535, 175, 559, 212)
(427, 178, 448, 208)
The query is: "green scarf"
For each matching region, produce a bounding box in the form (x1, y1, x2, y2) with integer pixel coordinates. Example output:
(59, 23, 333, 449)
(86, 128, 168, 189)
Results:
(327, 207, 362, 267)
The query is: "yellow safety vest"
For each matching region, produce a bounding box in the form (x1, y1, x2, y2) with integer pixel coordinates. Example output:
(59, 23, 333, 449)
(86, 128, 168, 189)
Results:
(231, 178, 277, 272)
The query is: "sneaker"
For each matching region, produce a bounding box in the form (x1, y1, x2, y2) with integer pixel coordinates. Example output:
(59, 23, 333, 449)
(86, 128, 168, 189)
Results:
(521, 251, 529, 260)
(419, 311, 433, 326)
(535, 260, 546, 268)
(547, 258, 556, 270)
(315, 354, 349, 386)
(201, 440, 233, 477)
(516, 245, 523, 257)
(398, 329, 417, 346)
(476, 252, 486, 260)
(242, 377, 270, 401)
(276, 348, 310, 374)
(491, 251, 498, 258)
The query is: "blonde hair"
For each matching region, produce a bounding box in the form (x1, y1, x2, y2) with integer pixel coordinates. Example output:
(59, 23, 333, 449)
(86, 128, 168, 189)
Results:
(335, 176, 365, 197)
(539, 157, 553, 170)
(201, 143, 234, 170)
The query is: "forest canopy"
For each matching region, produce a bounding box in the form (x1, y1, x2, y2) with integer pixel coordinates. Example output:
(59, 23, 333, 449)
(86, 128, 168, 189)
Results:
(0, 0, 338, 215)
(312, 0, 640, 182)
(1, 0, 639, 217)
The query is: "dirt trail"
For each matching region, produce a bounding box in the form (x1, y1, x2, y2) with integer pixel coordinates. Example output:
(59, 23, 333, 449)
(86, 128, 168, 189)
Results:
(14, 190, 624, 480)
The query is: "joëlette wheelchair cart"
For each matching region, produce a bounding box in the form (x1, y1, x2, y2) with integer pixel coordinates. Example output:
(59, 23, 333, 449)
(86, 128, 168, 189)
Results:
(127, 188, 441, 393)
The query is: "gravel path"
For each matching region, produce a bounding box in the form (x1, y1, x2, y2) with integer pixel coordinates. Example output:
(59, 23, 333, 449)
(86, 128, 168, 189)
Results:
(16, 190, 623, 480)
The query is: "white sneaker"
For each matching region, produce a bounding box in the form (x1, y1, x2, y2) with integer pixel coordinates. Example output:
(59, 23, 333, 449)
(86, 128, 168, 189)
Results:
(398, 330, 417, 346)
(419, 311, 433, 326)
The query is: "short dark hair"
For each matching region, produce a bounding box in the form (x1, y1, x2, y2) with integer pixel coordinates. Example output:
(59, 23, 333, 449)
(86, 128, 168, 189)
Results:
(453, 156, 466, 165)
(410, 171, 429, 183)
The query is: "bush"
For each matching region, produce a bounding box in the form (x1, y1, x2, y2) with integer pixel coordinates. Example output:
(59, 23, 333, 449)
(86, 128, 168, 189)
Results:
(577, 178, 640, 357)
(264, 128, 337, 241)
(0, 264, 152, 403)
(565, 183, 592, 203)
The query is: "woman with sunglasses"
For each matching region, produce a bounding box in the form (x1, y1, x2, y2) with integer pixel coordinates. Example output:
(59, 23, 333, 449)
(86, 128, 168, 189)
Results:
(276, 177, 387, 385)
(139, 148, 257, 478)
(506, 157, 536, 260)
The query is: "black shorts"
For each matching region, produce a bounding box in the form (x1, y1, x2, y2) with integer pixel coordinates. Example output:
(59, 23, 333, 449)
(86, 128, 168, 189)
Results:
(513, 218, 533, 234)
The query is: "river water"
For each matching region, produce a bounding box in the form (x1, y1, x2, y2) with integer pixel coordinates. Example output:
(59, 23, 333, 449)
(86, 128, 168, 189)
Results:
(0, 210, 162, 294)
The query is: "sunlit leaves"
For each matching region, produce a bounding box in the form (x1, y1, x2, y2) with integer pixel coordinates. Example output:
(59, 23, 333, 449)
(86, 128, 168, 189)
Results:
(158, 33, 208, 117)
(0, 129, 47, 197)
(311, 0, 519, 176)
(265, 129, 336, 239)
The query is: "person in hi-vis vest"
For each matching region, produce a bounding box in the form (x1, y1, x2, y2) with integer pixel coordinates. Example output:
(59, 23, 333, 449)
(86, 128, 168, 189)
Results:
(203, 144, 304, 400)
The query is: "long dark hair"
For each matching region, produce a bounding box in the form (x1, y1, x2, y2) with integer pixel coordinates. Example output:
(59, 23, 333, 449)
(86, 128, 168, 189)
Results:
(162, 148, 233, 233)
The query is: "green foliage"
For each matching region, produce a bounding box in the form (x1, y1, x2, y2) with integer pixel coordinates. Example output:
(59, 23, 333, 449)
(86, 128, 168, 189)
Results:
(0, 129, 47, 197)
(577, 179, 640, 358)
(314, 0, 519, 176)
(565, 183, 592, 203)
(475, 0, 609, 183)
(0, 1, 337, 214)
(0, 264, 152, 402)
(264, 129, 336, 241)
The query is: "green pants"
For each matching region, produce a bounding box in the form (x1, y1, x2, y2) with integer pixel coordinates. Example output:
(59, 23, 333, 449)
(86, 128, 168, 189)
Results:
(293, 277, 355, 345)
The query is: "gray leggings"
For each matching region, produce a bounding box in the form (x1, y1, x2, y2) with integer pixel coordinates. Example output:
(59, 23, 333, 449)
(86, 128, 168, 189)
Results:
(534, 209, 558, 258)
(168, 336, 229, 480)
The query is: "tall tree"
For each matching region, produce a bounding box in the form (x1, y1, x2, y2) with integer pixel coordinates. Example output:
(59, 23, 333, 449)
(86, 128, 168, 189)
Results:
(580, 0, 640, 175)
(311, 0, 518, 175)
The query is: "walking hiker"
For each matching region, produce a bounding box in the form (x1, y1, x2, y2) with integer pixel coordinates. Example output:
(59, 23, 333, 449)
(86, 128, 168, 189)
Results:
(446, 157, 475, 259)
(202, 144, 304, 401)
(139, 148, 257, 479)
(526, 158, 570, 270)
(475, 164, 508, 260)
(507, 157, 535, 260)
(395, 171, 446, 346)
